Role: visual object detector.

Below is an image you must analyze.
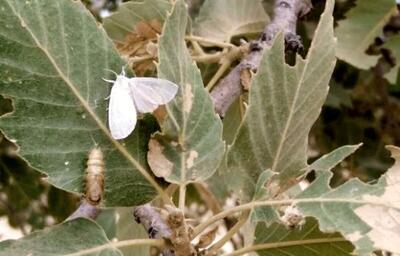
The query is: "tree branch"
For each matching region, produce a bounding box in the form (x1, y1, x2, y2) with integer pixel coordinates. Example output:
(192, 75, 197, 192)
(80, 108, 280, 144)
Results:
(133, 204, 174, 256)
(166, 206, 196, 256)
(204, 210, 250, 256)
(66, 200, 101, 221)
(210, 0, 312, 116)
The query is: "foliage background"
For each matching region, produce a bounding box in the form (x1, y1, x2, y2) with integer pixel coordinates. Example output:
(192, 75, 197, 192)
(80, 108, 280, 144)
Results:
(0, 0, 399, 251)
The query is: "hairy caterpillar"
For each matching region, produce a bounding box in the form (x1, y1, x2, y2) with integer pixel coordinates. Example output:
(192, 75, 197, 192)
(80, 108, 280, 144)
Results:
(85, 147, 105, 205)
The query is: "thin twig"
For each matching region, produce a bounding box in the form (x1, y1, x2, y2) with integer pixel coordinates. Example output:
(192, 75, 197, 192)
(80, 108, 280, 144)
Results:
(189, 39, 206, 55)
(205, 210, 250, 256)
(179, 183, 186, 212)
(221, 237, 348, 256)
(206, 54, 231, 91)
(185, 35, 235, 49)
(192, 52, 224, 63)
(191, 197, 400, 239)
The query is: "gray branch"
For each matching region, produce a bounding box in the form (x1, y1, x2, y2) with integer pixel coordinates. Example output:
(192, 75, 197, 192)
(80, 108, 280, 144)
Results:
(66, 200, 101, 221)
(133, 204, 174, 256)
(210, 0, 312, 116)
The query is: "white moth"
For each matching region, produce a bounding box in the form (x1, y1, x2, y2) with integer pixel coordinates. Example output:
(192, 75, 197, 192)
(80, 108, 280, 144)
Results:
(106, 69, 178, 140)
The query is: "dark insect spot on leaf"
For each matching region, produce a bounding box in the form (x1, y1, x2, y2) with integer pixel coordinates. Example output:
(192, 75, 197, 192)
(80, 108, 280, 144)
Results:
(148, 226, 158, 238)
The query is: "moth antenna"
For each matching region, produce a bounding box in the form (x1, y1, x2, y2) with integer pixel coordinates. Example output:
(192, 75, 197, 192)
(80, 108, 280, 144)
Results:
(102, 78, 115, 84)
(104, 68, 118, 77)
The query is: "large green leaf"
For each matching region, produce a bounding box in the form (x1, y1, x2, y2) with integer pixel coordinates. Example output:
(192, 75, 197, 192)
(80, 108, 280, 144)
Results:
(254, 218, 353, 256)
(103, 0, 171, 43)
(226, 0, 336, 200)
(335, 0, 398, 69)
(193, 0, 268, 43)
(0, 0, 159, 206)
(0, 218, 121, 256)
(147, 0, 224, 184)
(296, 145, 400, 254)
(382, 34, 400, 83)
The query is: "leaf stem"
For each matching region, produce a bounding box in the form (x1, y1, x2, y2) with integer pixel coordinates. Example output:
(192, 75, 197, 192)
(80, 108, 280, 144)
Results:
(189, 39, 205, 55)
(192, 52, 224, 63)
(221, 237, 348, 256)
(64, 239, 165, 256)
(192, 197, 400, 238)
(179, 182, 186, 212)
(205, 210, 250, 256)
(185, 35, 235, 49)
(206, 55, 231, 91)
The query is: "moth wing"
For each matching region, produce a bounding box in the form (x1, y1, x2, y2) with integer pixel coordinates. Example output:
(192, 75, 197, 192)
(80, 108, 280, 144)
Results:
(128, 77, 179, 113)
(108, 82, 137, 140)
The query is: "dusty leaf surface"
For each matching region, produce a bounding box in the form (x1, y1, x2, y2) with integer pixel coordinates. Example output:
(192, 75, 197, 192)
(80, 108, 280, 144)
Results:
(0, 0, 159, 206)
(147, 0, 224, 185)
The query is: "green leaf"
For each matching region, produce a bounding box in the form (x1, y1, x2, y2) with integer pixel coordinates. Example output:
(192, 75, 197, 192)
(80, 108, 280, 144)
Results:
(147, 0, 225, 184)
(0, 0, 159, 206)
(251, 169, 279, 223)
(254, 218, 354, 256)
(335, 0, 398, 69)
(310, 143, 362, 172)
(194, 0, 269, 43)
(103, 0, 172, 43)
(382, 34, 400, 83)
(226, 0, 336, 200)
(296, 145, 400, 254)
(0, 218, 121, 256)
(116, 208, 150, 256)
(95, 209, 117, 240)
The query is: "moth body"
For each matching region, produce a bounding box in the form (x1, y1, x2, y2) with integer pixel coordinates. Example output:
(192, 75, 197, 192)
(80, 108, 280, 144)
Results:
(107, 69, 179, 140)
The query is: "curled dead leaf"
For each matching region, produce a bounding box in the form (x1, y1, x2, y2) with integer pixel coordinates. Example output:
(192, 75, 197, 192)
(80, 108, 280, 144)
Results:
(116, 19, 162, 76)
(147, 138, 174, 178)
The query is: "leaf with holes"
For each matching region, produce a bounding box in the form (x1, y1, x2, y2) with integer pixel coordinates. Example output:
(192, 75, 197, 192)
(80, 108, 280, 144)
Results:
(194, 0, 269, 43)
(147, 0, 224, 185)
(309, 143, 362, 172)
(0, 218, 122, 256)
(103, 0, 172, 76)
(226, 0, 336, 200)
(296, 146, 400, 254)
(0, 0, 161, 206)
(335, 0, 398, 69)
